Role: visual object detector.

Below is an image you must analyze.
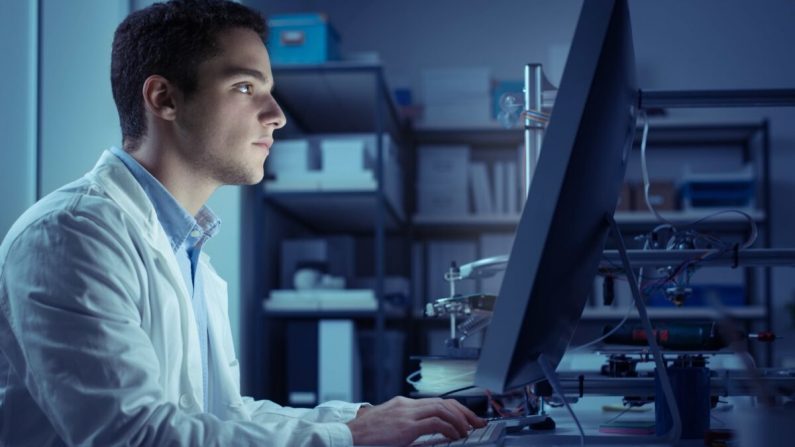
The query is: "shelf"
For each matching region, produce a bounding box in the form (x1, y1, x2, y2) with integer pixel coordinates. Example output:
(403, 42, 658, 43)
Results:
(265, 190, 404, 233)
(262, 308, 407, 320)
(581, 306, 766, 320)
(411, 123, 763, 148)
(411, 214, 520, 237)
(418, 306, 765, 324)
(413, 214, 521, 226)
(411, 209, 764, 232)
(273, 62, 402, 137)
(412, 127, 526, 147)
(631, 122, 766, 147)
(613, 209, 765, 231)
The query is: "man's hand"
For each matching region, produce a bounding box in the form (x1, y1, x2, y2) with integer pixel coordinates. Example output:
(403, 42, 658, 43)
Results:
(346, 396, 486, 446)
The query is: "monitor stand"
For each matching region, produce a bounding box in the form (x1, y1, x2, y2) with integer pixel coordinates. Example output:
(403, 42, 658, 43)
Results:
(606, 212, 682, 442)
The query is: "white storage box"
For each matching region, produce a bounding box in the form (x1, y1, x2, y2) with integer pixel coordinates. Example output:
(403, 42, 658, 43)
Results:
(265, 139, 319, 178)
(417, 145, 470, 189)
(267, 134, 404, 220)
(320, 138, 368, 173)
(420, 67, 492, 127)
(417, 185, 468, 216)
(319, 134, 403, 219)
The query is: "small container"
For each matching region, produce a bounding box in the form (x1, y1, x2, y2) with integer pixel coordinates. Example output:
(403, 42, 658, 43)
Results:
(267, 13, 340, 65)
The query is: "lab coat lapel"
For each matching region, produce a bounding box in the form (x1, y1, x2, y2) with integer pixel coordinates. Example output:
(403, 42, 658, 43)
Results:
(89, 150, 205, 409)
(201, 254, 249, 420)
(146, 226, 206, 408)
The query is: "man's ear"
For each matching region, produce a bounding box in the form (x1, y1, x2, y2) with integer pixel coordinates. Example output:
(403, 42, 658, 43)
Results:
(142, 75, 178, 121)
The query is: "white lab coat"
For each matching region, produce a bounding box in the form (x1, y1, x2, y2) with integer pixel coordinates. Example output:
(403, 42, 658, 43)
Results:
(0, 150, 360, 446)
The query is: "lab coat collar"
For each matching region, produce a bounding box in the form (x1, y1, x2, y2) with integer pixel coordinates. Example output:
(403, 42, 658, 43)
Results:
(88, 150, 160, 232)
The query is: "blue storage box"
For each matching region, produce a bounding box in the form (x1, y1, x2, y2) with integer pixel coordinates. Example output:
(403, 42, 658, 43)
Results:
(681, 181, 755, 208)
(491, 80, 524, 120)
(267, 13, 340, 65)
(680, 165, 756, 210)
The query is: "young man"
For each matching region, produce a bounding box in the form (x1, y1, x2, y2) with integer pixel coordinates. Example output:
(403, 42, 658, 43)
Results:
(0, 0, 484, 445)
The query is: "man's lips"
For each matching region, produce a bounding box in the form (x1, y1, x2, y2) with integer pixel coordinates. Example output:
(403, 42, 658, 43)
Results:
(253, 138, 273, 150)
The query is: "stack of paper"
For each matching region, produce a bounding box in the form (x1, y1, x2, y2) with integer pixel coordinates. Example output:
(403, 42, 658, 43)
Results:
(264, 289, 377, 311)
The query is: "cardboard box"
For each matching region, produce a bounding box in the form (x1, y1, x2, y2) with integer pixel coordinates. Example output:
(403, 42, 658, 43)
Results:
(417, 186, 468, 216)
(267, 13, 340, 65)
(417, 145, 470, 189)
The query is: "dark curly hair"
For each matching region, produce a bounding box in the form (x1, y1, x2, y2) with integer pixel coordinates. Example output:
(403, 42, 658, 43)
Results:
(111, 0, 267, 149)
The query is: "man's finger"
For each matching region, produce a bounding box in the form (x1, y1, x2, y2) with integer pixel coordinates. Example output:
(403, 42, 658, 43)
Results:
(420, 398, 485, 430)
(414, 416, 462, 442)
(447, 399, 487, 427)
(411, 402, 469, 436)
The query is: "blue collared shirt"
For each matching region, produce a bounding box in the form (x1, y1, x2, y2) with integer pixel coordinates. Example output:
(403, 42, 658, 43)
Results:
(110, 146, 218, 411)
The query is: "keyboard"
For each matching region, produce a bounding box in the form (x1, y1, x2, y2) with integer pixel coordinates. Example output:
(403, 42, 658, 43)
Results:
(486, 414, 547, 431)
(409, 421, 506, 446)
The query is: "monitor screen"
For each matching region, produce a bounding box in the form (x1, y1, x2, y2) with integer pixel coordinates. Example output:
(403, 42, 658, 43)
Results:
(474, 0, 638, 393)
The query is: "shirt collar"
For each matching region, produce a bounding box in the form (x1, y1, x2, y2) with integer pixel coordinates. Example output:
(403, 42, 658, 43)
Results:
(110, 146, 221, 252)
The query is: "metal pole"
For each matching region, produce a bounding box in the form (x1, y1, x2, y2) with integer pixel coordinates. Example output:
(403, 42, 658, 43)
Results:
(374, 69, 386, 403)
(523, 63, 546, 200)
(523, 65, 533, 199)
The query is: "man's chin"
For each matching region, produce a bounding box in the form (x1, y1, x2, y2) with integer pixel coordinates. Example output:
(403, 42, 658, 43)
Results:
(239, 172, 265, 186)
(217, 168, 264, 187)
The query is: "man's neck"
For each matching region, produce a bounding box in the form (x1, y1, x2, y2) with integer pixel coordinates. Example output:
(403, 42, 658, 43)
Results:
(127, 143, 217, 216)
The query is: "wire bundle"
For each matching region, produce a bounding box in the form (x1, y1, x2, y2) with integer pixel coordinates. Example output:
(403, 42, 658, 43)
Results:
(573, 113, 759, 353)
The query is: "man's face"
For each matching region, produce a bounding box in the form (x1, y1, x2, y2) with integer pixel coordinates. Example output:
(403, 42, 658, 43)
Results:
(173, 27, 286, 186)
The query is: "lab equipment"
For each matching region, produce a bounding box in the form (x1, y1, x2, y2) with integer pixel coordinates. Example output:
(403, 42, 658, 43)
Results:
(601, 322, 778, 350)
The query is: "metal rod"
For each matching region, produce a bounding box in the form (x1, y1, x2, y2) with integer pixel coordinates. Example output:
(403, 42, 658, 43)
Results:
(523, 64, 533, 199)
(601, 248, 795, 268)
(762, 120, 774, 366)
(552, 372, 795, 397)
(532, 64, 544, 166)
(374, 74, 386, 404)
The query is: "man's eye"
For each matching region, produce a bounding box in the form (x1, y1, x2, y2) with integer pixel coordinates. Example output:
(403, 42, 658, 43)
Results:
(235, 84, 253, 94)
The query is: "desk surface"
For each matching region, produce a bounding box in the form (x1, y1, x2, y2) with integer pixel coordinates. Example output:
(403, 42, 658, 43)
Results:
(500, 396, 723, 446)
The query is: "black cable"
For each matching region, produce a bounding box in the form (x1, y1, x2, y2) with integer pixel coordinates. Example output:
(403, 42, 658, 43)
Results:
(438, 385, 476, 398)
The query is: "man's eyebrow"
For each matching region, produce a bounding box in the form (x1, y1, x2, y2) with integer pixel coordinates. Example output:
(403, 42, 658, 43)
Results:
(220, 66, 270, 83)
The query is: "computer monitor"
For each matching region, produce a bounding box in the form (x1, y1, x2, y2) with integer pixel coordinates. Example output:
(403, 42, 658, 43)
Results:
(474, 0, 638, 393)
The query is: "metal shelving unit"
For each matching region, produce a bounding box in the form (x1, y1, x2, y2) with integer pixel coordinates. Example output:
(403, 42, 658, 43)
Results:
(242, 62, 409, 404)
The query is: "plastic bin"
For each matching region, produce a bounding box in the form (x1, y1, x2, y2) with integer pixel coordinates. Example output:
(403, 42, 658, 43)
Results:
(267, 13, 340, 65)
